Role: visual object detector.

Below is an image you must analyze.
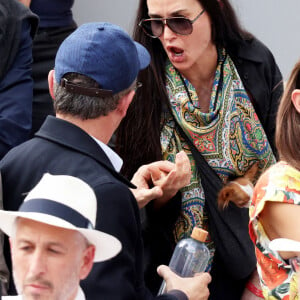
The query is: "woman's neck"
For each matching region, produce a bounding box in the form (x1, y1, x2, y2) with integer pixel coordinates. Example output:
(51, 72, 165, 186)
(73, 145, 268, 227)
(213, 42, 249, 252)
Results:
(180, 46, 218, 112)
(182, 46, 218, 88)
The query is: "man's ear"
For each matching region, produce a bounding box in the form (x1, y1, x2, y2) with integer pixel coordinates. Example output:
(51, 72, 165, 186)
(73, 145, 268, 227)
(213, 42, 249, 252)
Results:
(117, 90, 135, 118)
(48, 70, 56, 100)
(79, 245, 95, 280)
(291, 89, 300, 113)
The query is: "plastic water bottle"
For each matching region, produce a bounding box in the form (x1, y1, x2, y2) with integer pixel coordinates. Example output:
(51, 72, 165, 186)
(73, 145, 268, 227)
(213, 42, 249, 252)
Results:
(158, 227, 210, 295)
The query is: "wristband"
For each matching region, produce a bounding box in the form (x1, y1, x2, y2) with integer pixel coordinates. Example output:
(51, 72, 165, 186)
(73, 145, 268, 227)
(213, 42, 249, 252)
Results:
(246, 281, 264, 298)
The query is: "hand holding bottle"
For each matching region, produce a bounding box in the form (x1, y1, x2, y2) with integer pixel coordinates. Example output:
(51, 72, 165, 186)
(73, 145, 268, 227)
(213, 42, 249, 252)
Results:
(157, 265, 211, 300)
(157, 227, 211, 299)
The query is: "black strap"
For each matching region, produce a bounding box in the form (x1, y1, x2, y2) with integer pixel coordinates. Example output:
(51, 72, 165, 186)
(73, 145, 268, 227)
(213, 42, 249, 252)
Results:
(20, 198, 94, 229)
(60, 78, 113, 98)
(173, 63, 224, 190)
(169, 68, 256, 280)
(175, 124, 223, 189)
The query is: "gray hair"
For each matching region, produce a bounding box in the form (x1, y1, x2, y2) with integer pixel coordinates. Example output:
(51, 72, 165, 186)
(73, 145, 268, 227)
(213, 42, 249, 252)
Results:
(53, 73, 135, 120)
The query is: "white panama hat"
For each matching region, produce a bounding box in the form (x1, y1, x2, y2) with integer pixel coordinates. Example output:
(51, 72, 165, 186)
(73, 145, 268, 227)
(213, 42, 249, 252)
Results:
(269, 238, 300, 253)
(0, 173, 121, 262)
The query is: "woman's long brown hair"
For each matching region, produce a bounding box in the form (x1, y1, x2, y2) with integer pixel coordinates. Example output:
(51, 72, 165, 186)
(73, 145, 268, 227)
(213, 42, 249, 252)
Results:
(275, 60, 300, 171)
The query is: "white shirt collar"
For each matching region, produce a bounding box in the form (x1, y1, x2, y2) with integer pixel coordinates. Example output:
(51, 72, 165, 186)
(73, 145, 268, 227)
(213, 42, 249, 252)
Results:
(91, 136, 123, 172)
(75, 287, 86, 300)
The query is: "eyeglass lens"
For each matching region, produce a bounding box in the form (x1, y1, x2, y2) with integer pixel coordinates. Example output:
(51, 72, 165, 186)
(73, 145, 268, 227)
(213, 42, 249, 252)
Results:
(142, 17, 192, 38)
(140, 9, 205, 38)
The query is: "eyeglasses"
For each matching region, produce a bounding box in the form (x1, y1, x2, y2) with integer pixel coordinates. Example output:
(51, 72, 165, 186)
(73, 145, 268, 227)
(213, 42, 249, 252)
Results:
(139, 9, 205, 38)
(134, 81, 143, 92)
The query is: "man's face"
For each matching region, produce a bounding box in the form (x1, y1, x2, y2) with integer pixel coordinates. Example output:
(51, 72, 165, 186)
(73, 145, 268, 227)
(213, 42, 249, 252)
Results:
(10, 218, 92, 300)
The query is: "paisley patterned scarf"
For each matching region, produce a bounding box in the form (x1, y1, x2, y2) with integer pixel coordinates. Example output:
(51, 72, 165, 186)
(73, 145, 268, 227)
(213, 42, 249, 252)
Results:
(160, 49, 276, 268)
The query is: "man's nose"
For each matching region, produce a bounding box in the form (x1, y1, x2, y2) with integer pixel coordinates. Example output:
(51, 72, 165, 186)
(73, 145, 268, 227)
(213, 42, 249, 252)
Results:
(28, 250, 47, 276)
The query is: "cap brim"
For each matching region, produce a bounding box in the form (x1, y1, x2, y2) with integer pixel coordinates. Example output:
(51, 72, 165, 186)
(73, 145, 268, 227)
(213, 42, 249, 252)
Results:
(0, 211, 121, 263)
(269, 238, 300, 252)
(134, 41, 150, 70)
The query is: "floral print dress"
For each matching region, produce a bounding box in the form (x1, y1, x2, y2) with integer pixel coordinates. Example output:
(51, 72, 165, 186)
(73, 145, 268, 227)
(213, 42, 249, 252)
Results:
(249, 161, 300, 299)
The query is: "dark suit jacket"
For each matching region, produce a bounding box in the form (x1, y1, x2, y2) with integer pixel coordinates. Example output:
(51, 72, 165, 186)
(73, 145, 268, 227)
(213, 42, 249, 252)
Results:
(0, 0, 39, 159)
(0, 116, 186, 300)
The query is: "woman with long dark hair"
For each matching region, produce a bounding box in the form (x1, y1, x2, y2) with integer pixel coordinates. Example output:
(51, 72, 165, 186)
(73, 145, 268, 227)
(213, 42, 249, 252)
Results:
(116, 0, 283, 298)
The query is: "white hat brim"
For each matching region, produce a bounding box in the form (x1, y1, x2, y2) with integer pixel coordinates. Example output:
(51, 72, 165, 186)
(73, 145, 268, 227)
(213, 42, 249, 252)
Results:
(0, 210, 121, 262)
(269, 238, 300, 253)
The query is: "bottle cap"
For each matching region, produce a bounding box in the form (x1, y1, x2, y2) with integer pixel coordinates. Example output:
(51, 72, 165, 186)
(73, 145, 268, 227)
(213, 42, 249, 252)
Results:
(191, 227, 208, 242)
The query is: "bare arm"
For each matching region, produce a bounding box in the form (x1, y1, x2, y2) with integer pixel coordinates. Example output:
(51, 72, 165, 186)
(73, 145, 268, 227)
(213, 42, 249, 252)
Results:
(260, 202, 300, 259)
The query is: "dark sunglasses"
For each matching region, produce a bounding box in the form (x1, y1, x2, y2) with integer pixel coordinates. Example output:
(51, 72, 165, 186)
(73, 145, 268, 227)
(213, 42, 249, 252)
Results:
(139, 9, 205, 38)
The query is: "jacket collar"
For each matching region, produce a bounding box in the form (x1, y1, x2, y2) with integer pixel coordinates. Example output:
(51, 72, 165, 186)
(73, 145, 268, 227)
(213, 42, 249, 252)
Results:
(35, 116, 134, 188)
(228, 37, 265, 63)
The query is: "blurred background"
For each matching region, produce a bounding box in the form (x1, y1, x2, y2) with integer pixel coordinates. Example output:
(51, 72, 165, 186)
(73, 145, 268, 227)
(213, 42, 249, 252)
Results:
(73, 0, 300, 80)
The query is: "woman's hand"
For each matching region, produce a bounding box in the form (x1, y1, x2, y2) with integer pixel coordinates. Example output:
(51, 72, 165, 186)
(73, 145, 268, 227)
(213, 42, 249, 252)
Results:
(150, 151, 191, 208)
(130, 151, 191, 209)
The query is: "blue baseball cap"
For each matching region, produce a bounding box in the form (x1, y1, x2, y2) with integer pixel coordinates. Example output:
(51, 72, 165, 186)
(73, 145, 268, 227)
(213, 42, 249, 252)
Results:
(54, 22, 150, 95)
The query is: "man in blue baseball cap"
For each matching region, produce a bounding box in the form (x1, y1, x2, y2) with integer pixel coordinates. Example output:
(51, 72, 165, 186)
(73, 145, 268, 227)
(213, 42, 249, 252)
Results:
(0, 22, 210, 300)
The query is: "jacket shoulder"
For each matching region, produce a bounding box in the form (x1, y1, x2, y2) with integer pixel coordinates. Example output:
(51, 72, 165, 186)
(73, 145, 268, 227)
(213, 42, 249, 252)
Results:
(229, 37, 277, 64)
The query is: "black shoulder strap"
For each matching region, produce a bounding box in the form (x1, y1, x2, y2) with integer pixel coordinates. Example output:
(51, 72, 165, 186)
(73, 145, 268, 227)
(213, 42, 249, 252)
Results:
(171, 114, 256, 280)
(175, 121, 223, 191)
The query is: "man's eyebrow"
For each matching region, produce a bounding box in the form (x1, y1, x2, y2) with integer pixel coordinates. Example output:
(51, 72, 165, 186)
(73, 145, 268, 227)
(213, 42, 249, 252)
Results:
(16, 238, 31, 244)
(16, 239, 67, 250)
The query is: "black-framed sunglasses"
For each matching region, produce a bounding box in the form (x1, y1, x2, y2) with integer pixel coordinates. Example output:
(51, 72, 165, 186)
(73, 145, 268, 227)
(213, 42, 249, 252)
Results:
(139, 9, 205, 39)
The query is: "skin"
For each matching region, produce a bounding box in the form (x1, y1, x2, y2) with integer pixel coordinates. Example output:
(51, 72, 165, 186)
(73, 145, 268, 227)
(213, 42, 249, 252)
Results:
(10, 218, 95, 300)
(260, 203, 300, 260)
(158, 265, 211, 300)
(292, 89, 300, 113)
(131, 150, 191, 208)
(146, 0, 218, 112)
